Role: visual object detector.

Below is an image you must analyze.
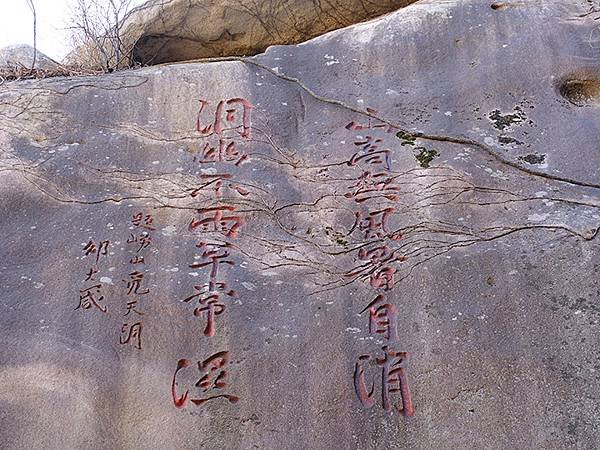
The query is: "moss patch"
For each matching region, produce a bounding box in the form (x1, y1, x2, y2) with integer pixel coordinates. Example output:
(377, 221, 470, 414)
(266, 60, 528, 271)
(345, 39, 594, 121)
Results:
(324, 226, 348, 246)
(415, 147, 439, 168)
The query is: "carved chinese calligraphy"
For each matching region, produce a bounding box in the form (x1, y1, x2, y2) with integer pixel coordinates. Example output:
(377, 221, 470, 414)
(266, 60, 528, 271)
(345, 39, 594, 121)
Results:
(173, 97, 255, 410)
(171, 353, 240, 409)
(77, 239, 110, 313)
(120, 211, 156, 350)
(354, 295, 414, 416)
(343, 112, 415, 417)
(188, 206, 244, 239)
(194, 97, 253, 165)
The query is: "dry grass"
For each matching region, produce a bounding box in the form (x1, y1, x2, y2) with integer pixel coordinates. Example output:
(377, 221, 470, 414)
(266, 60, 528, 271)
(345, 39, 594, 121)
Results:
(0, 62, 102, 84)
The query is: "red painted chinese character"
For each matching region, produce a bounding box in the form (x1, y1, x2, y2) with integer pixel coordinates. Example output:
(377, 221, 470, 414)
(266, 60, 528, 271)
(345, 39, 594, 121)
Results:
(349, 208, 396, 240)
(190, 173, 251, 198)
(189, 242, 234, 288)
(171, 352, 240, 409)
(345, 109, 394, 132)
(353, 348, 414, 417)
(124, 299, 144, 316)
(127, 232, 152, 253)
(369, 266, 396, 291)
(130, 255, 145, 265)
(84, 266, 99, 281)
(183, 281, 235, 337)
(194, 140, 248, 165)
(360, 294, 399, 343)
(126, 271, 150, 295)
(196, 98, 253, 140)
(189, 206, 244, 239)
(132, 212, 156, 231)
(378, 347, 414, 416)
(354, 135, 382, 152)
(194, 293, 225, 337)
(345, 171, 401, 203)
(214, 98, 253, 139)
(348, 149, 392, 170)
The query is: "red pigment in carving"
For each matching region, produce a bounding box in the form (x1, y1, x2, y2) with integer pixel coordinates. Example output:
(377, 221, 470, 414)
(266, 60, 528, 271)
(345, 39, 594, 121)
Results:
(189, 206, 245, 239)
(377, 347, 414, 417)
(196, 97, 253, 140)
(126, 271, 150, 295)
(172, 352, 239, 408)
(127, 232, 152, 253)
(172, 359, 192, 409)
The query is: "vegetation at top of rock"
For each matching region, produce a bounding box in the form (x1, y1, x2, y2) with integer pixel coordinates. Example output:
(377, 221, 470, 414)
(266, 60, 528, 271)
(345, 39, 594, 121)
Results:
(66, 0, 138, 72)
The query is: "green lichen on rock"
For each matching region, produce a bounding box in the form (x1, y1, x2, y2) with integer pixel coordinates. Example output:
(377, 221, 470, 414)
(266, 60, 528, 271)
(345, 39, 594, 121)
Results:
(396, 131, 416, 146)
(488, 107, 526, 131)
(395, 131, 439, 168)
(324, 226, 348, 246)
(415, 147, 439, 168)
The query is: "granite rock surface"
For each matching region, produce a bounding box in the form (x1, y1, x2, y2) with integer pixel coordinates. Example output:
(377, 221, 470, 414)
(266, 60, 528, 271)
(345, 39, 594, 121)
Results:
(125, 0, 418, 64)
(0, 44, 59, 70)
(1, 1, 599, 449)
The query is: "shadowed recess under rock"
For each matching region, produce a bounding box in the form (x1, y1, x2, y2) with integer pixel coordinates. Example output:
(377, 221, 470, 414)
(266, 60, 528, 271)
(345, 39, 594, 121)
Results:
(1, 0, 600, 448)
(127, 0, 419, 65)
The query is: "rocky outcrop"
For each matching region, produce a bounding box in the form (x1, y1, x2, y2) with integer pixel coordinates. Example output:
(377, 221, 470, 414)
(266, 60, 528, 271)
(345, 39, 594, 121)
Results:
(126, 0, 418, 64)
(0, 44, 58, 70)
(1, 0, 599, 448)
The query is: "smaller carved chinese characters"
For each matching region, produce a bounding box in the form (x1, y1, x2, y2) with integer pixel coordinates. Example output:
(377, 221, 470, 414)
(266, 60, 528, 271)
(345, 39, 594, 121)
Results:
(76, 239, 111, 313)
(120, 211, 156, 350)
(119, 322, 143, 350)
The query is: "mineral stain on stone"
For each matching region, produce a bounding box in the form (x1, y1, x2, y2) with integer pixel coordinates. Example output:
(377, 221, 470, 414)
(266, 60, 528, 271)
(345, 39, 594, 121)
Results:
(559, 76, 600, 106)
(518, 153, 546, 165)
(488, 107, 526, 131)
(497, 135, 523, 146)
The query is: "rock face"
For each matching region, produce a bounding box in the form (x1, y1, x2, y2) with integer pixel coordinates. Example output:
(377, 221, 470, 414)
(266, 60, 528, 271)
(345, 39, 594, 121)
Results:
(0, 44, 59, 70)
(1, 0, 600, 448)
(126, 0, 418, 64)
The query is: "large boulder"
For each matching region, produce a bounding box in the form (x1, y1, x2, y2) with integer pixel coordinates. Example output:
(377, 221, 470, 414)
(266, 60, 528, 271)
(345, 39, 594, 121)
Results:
(126, 0, 418, 64)
(0, 44, 58, 70)
(1, 0, 599, 448)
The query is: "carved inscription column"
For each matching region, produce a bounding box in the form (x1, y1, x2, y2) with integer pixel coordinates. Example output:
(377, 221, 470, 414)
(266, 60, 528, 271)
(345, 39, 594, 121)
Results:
(172, 97, 254, 409)
(77, 238, 111, 313)
(119, 212, 156, 350)
(345, 113, 415, 417)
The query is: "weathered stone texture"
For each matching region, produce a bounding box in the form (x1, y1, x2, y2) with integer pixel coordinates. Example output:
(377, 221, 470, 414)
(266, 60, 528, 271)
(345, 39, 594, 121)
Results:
(0, 44, 59, 70)
(126, 0, 418, 64)
(0, 1, 599, 449)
